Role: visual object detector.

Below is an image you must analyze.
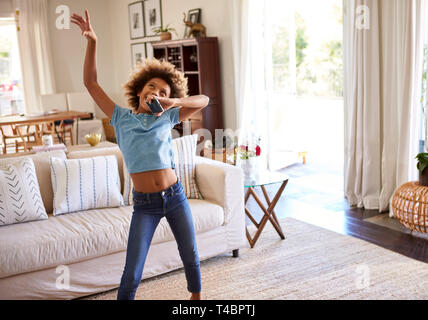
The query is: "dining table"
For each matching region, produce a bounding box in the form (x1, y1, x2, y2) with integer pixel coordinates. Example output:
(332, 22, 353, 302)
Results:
(0, 110, 92, 145)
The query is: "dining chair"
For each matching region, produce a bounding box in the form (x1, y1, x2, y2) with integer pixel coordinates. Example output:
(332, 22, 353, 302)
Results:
(66, 92, 105, 144)
(0, 124, 39, 154)
(40, 93, 74, 145)
(14, 124, 42, 152)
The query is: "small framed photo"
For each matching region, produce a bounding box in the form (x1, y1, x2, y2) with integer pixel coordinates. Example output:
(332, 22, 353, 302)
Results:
(131, 42, 147, 68)
(128, 1, 145, 39)
(184, 8, 201, 38)
(144, 0, 162, 37)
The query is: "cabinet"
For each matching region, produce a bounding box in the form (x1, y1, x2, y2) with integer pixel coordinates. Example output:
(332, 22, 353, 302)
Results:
(150, 37, 223, 139)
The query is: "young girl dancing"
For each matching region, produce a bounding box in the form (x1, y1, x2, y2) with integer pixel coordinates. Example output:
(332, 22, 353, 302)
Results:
(71, 10, 209, 300)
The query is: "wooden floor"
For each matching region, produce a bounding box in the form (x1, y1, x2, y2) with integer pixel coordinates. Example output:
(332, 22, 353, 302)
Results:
(244, 161, 428, 263)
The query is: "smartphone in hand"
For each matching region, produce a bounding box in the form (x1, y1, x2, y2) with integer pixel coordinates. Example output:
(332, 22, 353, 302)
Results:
(146, 97, 164, 114)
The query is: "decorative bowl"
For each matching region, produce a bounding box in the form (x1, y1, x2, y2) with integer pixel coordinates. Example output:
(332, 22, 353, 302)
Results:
(85, 133, 101, 147)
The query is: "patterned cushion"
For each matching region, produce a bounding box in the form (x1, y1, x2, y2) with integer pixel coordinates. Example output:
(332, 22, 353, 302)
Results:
(122, 134, 203, 206)
(0, 151, 66, 214)
(50, 155, 124, 216)
(0, 158, 48, 226)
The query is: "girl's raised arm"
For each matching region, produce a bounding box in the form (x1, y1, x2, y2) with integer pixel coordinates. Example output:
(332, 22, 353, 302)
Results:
(71, 10, 115, 119)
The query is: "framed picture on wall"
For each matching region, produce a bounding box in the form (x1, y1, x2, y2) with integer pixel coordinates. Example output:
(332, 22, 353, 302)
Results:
(144, 0, 162, 37)
(131, 42, 147, 68)
(184, 8, 201, 38)
(128, 1, 145, 39)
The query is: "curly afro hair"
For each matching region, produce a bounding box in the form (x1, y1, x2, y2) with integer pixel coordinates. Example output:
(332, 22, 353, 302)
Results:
(123, 58, 188, 111)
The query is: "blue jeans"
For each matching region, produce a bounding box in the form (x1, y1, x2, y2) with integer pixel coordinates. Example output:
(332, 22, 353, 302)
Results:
(117, 179, 201, 300)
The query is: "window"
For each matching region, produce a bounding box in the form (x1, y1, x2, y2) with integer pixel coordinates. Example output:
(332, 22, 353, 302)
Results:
(271, 0, 343, 98)
(0, 19, 25, 116)
(420, 13, 428, 152)
(267, 0, 344, 170)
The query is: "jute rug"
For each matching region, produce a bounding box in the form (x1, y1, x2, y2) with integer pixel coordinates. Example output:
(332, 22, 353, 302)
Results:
(84, 217, 428, 300)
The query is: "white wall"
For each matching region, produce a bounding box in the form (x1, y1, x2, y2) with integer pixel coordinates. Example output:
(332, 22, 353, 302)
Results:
(108, 0, 237, 130)
(0, 0, 13, 18)
(47, 0, 117, 101)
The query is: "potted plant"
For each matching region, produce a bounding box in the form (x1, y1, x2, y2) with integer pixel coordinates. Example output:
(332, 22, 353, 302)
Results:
(416, 152, 428, 186)
(152, 24, 178, 41)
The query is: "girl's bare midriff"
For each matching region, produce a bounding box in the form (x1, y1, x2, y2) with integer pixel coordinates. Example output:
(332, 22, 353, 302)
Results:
(131, 168, 178, 193)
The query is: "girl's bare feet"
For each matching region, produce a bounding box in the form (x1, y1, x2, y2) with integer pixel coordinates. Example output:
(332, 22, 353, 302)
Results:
(190, 292, 201, 300)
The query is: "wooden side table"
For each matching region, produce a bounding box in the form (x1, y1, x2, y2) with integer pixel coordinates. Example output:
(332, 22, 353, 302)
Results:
(244, 171, 289, 248)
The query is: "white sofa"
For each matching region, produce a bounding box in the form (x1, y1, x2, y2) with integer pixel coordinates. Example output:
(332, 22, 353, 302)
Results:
(0, 145, 246, 300)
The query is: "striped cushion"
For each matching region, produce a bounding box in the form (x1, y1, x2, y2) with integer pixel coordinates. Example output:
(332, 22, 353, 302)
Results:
(50, 156, 124, 216)
(172, 134, 203, 199)
(0, 158, 48, 226)
(121, 134, 203, 205)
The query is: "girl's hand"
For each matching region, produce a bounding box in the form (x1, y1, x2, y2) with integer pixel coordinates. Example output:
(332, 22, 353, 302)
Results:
(157, 96, 178, 110)
(147, 96, 178, 117)
(71, 10, 97, 42)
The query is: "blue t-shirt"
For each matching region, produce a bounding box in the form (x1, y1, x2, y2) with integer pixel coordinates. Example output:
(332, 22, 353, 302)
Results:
(109, 104, 181, 174)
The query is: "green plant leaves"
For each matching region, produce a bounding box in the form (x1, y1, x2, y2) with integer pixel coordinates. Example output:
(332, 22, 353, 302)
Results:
(415, 152, 428, 174)
(152, 24, 177, 34)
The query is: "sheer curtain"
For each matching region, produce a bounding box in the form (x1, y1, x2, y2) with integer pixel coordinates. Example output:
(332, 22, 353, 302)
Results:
(231, 0, 272, 169)
(344, 0, 427, 212)
(12, 0, 56, 113)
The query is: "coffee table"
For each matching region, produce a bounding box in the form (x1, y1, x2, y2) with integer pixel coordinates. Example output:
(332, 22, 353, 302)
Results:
(244, 170, 289, 248)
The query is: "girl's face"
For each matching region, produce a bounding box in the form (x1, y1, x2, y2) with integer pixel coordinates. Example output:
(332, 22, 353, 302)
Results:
(136, 77, 171, 114)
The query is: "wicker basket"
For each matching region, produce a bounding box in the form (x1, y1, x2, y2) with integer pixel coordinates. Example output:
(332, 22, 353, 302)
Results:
(391, 181, 428, 233)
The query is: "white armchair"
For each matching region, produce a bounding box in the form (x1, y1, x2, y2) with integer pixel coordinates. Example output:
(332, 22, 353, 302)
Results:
(66, 92, 105, 145)
(195, 156, 246, 252)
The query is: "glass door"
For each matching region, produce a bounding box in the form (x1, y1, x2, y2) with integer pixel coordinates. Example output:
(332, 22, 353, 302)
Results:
(267, 0, 344, 171)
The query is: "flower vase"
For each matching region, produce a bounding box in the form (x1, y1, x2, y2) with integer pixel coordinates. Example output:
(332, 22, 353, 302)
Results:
(240, 157, 259, 179)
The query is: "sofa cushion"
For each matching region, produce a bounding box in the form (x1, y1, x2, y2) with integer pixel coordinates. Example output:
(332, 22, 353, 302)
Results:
(0, 151, 66, 214)
(0, 199, 224, 278)
(0, 158, 48, 226)
(50, 156, 124, 216)
(66, 146, 125, 194)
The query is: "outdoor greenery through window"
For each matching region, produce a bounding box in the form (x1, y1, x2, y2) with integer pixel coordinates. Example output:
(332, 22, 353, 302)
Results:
(271, 0, 343, 98)
(268, 0, 344, 172)
(0, 20, 25, 116)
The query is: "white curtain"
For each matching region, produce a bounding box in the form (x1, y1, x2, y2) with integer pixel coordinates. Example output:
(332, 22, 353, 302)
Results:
(12, 0, 56, 113)
(231, 0, 271, 169)
(344, 0, 427, 212)
(425, 12, 428, 151)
